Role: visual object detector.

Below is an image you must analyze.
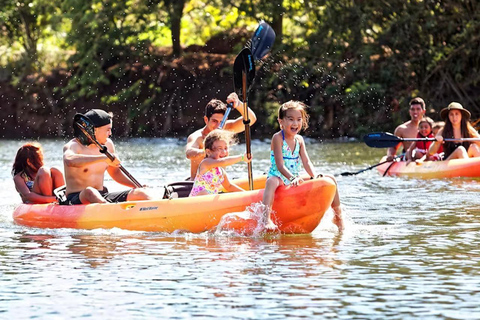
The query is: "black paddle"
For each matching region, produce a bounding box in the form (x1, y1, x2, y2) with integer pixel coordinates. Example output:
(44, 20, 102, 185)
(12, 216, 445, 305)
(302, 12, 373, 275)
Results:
(338, 156, 401, 176)
(74, 115, 143, 188)
(364, 132, 480, 148)
(220, 21, 275, 127)
(232, 48, 255, 190)
(248, 20, 276, 61)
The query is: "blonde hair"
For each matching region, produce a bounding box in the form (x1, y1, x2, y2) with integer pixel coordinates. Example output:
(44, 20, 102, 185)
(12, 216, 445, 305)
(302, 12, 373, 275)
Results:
(204, 129, 238, 152)
(278, 101, 310, 130)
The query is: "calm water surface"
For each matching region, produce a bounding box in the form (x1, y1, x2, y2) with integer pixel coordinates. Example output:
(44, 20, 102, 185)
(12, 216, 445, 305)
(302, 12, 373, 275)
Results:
(1, 138, 480, 319)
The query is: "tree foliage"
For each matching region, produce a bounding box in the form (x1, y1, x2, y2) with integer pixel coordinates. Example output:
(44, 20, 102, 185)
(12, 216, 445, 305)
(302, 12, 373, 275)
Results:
(1, 0, 480, 138)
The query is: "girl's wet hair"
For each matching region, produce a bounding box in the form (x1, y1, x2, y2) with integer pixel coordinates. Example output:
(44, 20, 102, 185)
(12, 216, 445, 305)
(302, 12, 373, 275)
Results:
(278, 101, 310, 130)
(204, 129, 238, 152)
(12, 142, 44, 177)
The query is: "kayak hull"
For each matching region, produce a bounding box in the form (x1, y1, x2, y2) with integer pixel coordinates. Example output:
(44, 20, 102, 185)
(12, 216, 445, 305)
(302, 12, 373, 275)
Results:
(13, 176, 336, 234)
(376, 156, 480, 178)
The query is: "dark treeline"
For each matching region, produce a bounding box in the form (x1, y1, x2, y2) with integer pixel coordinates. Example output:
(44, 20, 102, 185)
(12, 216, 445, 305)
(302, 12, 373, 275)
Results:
(0, 0, 479, 139)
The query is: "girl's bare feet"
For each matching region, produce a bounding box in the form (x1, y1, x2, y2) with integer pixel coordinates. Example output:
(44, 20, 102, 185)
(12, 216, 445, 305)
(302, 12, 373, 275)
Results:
(332, 206, 344, 231)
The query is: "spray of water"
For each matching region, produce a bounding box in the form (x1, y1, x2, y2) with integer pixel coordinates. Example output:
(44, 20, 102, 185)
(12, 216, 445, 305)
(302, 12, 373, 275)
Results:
(215, 201, 280, 237)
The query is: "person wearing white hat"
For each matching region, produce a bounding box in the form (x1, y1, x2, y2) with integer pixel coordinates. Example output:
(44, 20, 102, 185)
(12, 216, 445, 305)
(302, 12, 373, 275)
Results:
(428, 102, 480, 160)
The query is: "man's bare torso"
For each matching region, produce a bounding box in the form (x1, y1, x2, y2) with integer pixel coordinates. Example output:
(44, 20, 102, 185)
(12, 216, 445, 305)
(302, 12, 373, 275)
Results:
(187, 129, 207, 180)
(395, 120, 420, 151)
(64, 139, 109, 195)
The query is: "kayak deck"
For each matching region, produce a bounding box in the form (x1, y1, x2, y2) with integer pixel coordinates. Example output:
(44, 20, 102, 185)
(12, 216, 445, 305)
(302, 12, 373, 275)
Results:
(13, 176, 337, 234)
(376, 156, 480, 178)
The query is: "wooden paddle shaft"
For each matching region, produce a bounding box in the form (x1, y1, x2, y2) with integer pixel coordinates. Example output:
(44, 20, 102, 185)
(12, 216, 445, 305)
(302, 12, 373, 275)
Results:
(242, 71, 254, 191)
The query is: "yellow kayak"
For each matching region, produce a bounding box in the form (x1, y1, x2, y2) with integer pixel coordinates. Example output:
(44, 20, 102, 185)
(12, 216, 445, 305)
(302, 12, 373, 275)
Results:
(13, 176, 336, 234)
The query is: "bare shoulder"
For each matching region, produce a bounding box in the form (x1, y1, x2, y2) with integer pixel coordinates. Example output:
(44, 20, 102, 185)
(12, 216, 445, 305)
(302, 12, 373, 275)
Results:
(64, 139, 81, 153)
(394, 122, 410, 137)
(187, 129, 203, 142)
(296, 134, 306, 143)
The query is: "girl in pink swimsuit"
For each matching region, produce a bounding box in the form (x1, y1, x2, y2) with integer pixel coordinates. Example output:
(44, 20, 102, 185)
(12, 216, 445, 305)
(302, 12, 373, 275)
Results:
(189, 130, 251, 197)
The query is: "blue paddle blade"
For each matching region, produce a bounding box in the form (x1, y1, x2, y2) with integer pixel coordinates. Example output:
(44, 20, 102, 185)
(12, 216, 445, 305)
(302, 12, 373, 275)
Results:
(363, 132, 402, 148)
(249, 21, 276, 61)
(233, 48, 256, 98)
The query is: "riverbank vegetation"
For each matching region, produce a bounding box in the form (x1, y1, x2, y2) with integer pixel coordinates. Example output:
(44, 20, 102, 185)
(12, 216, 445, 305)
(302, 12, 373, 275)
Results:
(1, 0, 479, 139)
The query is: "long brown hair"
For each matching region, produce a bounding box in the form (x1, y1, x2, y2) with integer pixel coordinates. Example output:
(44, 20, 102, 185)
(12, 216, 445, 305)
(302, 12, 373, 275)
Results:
(442, 113, 477, 156)
(11, 142, 44, 178)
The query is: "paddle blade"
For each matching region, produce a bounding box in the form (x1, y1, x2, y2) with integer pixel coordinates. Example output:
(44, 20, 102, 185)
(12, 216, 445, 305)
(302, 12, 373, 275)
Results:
(363, 132, 402, 148)
(249, 21, 276, 60)
(73, 114, 95, 146)
(233, 48, 256, 98)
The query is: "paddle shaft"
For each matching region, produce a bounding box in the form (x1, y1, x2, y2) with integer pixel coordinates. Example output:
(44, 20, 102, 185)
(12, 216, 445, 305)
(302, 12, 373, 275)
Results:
(75, 123, 143, 188)
(395, 137, 480, 142)
(339, 155, 401, 176)
(364, 132, 480, 148)
(242, 71, 254, 190)
(339, 160, 389, 176)
(219, 103, 233, 129)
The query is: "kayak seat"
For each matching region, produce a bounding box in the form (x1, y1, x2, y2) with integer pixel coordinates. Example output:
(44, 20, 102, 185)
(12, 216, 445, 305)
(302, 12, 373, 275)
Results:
(164, 181, 194, 199)
(53, 185, 67, 204)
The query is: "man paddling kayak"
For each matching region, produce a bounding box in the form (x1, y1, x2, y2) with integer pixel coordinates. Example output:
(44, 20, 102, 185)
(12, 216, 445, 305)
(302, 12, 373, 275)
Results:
(386, 97, 427, 161)
(63, 109, 152, 204)
(186, 92, 257, 181)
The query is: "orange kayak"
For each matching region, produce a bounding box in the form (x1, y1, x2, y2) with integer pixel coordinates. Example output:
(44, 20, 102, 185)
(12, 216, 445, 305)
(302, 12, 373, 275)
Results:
(376, 156, 480, 178)
(13, 176, 336, 234)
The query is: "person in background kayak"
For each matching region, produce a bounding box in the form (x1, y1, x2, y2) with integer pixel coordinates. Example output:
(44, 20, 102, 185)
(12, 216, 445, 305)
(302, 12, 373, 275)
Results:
(406, 118, 443, 163)
(12, 142, 65, 204)
(432, 121, 445, 136)
(186, 92, 257, 181)
(429, 102, 480, 160)
(189, 130, 251, 197)
(386, 97, 427, 161)
(262, 101, 344, 231)
(63, 109, 152, 205)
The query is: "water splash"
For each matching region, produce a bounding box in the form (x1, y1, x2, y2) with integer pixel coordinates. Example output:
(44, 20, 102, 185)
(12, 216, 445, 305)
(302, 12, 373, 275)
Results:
(215, 202, 279, 237)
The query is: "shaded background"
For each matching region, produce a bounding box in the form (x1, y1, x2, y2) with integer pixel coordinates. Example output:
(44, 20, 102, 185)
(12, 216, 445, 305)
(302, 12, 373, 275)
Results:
(1, 0, 479, 139)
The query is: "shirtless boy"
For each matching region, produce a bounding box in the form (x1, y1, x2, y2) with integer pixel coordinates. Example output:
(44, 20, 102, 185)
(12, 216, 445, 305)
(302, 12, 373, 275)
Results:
(386, 97, 427, 161)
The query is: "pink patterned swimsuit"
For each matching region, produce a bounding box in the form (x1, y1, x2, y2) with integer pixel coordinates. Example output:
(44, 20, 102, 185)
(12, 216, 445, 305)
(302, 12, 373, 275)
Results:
(189, 167, 225, 197)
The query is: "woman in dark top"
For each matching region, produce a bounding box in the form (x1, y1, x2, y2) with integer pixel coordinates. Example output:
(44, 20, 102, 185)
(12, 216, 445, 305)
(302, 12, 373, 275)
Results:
(429, 102, 480, 160)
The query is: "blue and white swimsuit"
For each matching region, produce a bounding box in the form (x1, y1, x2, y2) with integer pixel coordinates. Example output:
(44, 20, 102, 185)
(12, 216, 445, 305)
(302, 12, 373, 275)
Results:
(267, 131, 301, 185)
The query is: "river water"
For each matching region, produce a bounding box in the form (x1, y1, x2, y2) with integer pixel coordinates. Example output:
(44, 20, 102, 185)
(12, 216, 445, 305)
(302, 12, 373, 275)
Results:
(1, 138, 480, 319)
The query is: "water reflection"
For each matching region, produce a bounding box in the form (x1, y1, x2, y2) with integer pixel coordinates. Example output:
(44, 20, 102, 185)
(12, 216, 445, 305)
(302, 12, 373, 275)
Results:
(2, 139, 480, 318)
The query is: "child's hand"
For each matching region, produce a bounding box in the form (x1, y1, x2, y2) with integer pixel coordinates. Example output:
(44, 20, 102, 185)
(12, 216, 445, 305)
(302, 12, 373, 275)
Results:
(435, 135, 444, 143)
(290, 176, 303, 186)
(242, 153, 252, 163)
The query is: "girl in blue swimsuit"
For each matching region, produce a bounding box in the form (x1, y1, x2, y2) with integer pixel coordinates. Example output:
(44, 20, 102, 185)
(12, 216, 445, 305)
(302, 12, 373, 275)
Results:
(263, 101, 344, 231)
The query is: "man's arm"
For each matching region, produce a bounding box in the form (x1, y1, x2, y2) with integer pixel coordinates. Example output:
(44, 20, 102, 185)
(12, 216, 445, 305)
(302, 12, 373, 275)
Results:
(104, 141, 137, 188)
(224, 92, 257, 133)
(185, 133, 205, 160)
(63, 141, 111, 167)
(386, 126, 402, 161)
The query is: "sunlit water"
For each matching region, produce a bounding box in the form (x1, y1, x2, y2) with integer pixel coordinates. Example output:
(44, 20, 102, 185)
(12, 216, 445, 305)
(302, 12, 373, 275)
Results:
(1, 138, 480, 319)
